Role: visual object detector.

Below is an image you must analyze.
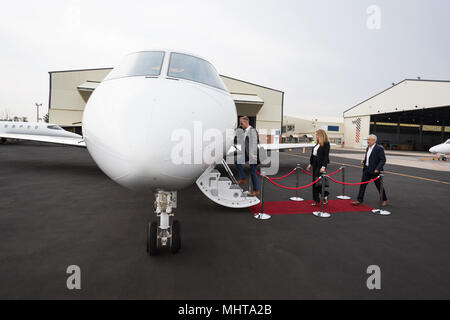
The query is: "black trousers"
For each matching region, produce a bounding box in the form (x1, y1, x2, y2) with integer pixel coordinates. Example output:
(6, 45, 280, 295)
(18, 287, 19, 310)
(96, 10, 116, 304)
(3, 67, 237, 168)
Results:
(312, 159, 329, 202)
(357, 168, 387, 202)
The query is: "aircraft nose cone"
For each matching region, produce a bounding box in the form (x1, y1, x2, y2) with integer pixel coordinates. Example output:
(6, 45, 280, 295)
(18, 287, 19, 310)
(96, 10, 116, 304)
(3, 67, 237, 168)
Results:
(429, 147, 436, 153)
(83, 76, 235, 192)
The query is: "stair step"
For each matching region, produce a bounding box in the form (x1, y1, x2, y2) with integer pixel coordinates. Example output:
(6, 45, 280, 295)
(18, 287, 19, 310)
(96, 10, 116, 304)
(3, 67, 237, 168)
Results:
(196, 164, 260, 209)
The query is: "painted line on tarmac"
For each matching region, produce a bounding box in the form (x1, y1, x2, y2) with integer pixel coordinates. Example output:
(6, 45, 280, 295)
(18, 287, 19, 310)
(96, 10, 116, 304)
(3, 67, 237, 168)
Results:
(282, 152, 450, 185)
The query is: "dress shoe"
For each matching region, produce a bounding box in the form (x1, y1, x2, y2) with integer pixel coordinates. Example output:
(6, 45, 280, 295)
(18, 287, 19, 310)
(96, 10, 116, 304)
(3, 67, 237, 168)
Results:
(248, 190, 260, 197)
(352, 201, 362, 206)
(237, 179, 247, 185)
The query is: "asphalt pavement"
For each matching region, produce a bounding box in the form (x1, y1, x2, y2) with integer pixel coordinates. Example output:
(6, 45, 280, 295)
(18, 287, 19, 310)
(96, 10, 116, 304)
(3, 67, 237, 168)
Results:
(1, 142, 449, 299)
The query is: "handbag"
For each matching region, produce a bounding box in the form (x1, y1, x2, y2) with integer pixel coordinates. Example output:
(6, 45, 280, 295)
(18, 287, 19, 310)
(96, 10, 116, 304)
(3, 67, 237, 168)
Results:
(315, 173, 329, 189)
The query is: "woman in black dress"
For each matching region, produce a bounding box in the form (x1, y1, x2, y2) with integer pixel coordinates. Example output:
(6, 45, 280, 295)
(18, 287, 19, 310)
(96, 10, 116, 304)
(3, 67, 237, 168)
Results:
(306, 129, 331, 206)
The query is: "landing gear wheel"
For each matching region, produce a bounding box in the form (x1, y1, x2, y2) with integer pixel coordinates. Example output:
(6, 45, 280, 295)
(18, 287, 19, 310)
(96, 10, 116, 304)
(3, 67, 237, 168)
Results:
(147, 221, 159, 256)
(170, 220, 181, 254)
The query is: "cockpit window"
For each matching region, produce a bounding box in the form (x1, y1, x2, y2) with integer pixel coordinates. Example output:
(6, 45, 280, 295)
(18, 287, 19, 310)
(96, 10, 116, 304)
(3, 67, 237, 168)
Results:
(168, 53, 227, 91)
(446, 140, 450, 144)
(105, 51, 165, 81)
(47, 125, 62, 130)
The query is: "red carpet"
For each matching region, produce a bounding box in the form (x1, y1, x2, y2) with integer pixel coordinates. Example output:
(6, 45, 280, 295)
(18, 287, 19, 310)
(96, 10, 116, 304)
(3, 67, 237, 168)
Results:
(249, 199, 373, 215)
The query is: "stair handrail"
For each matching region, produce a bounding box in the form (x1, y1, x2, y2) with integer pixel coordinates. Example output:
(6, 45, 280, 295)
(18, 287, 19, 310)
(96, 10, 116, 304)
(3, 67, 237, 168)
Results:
(220, 159, 242, 190)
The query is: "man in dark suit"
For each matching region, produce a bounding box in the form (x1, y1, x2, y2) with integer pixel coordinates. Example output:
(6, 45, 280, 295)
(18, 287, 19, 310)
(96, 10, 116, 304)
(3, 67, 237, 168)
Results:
(352, 134, 388, 206)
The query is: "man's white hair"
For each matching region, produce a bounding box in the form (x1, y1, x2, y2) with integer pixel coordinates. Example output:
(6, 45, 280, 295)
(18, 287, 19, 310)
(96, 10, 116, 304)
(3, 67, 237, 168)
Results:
(368, 134, 378, 141)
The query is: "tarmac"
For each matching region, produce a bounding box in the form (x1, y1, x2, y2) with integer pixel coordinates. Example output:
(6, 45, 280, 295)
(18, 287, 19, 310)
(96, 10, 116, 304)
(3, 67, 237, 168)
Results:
(1, 141, 450, 299)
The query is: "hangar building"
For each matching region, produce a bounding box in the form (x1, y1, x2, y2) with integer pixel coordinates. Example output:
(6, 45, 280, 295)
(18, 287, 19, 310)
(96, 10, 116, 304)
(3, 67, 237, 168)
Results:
(344, 79, 450, 151)
(48, 68, 284, 143)
(282, 115, 344, 145)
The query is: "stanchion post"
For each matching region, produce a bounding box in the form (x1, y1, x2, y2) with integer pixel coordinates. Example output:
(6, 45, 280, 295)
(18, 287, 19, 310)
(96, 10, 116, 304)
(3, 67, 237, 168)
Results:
(254, 171, 271, 220)
(336, 165, 351, 200)
(290, 164, 304, 202)
(372, 172, 391, 216)
(313, 173, 331, 218)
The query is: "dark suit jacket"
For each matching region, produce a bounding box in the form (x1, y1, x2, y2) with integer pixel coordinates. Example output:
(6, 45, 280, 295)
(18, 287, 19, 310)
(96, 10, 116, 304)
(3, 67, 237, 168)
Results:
(363, 144, 386, 173)
(310, 142, 330, 169)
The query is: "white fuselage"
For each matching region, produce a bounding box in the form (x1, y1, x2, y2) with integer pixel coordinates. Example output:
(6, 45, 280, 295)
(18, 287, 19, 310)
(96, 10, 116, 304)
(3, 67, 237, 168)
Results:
(82, 50, 237, 192)
(429, 140, 450, 156)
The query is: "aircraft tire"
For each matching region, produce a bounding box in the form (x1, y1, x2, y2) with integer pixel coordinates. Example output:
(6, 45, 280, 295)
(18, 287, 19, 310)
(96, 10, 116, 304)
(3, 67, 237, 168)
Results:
(147, 221, 159, 256)
(170, 220, 181, 254)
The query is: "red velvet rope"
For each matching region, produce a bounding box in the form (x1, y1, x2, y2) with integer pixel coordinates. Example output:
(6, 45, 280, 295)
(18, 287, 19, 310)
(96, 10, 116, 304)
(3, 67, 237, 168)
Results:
(328, 175, 380, 186)
(327, 168, 342, 176)
(302, 167, 341, 176)
(265, 168, 297, 180)
(263, 176, 322, 190)
(255, 166, 378, 190)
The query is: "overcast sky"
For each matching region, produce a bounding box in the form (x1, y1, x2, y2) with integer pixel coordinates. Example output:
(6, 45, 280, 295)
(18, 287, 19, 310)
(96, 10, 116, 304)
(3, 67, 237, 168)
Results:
(0, 0, 449, 121)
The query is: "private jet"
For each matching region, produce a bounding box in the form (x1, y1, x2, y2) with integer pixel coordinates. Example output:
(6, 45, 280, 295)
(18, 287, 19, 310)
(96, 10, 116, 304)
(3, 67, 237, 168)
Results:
(429, 139, 450, 161)
(0, 50, 315, 256)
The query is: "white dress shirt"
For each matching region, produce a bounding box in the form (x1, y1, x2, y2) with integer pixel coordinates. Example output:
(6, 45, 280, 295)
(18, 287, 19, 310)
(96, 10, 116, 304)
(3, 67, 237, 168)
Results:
(244, 126, 252, 137)
(366, 145, 375, 166)
(313, 144, 320, 156)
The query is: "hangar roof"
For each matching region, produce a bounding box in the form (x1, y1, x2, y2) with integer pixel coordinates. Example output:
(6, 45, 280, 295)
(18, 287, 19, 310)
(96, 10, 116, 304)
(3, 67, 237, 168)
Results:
(49, 68, 284, 110)
(77, 81, 100, 91)
(344, 79, 450, 118)
(49, 68, 284, 93)
(231, 93, 264, 105)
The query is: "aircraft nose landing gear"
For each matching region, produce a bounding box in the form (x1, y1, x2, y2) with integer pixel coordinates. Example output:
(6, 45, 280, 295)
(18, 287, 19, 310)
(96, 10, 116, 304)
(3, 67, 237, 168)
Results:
(147, 190, 181, 256)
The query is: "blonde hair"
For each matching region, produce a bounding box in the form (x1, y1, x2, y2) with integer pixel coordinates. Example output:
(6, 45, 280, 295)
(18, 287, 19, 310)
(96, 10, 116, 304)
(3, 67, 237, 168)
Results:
(315, 129, 329, 147)
(240, 116, 249, 122)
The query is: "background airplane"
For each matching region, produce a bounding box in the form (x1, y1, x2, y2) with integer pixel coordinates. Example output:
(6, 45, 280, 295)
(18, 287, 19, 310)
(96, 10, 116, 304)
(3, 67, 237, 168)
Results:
(429, 139, 450, 160)
(0, 49, 316, 256)
(0, 121, 85, 146)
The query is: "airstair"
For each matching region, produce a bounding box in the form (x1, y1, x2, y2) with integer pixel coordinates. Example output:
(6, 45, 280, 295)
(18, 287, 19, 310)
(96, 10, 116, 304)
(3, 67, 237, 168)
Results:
(196, 159, 260, 209)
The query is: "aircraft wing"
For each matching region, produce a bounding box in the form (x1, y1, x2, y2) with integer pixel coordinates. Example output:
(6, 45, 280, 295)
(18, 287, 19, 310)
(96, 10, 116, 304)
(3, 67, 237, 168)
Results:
(259, 143, 317, 150)
(228, 142, 316, 155)
(0, 133, 86, 147)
